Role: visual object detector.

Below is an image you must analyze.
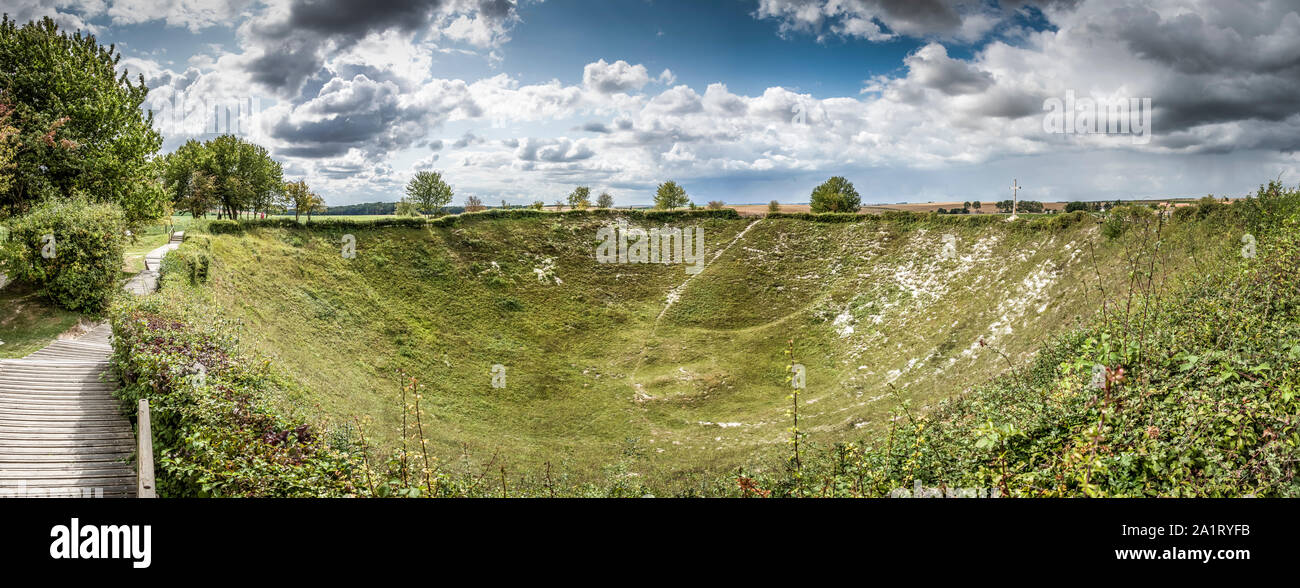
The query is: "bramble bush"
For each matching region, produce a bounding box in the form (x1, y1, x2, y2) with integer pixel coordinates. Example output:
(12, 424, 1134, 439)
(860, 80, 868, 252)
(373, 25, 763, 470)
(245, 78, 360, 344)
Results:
(109, 295, 364, 497)
(2, 197, 124, 313)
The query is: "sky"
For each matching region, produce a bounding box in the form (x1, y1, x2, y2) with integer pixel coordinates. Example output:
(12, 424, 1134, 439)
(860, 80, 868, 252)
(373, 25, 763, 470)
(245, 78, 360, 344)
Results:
(5, 0, 1300, 207)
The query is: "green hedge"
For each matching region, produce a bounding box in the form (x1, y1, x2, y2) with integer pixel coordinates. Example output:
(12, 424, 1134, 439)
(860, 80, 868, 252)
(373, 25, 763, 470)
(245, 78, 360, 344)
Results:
(204, 208, 744, 235)
(109, 296, 363, 497)
(765, 209, 1094, 232)
(2, 198, 125, 313)
(159, 235, 211, 287)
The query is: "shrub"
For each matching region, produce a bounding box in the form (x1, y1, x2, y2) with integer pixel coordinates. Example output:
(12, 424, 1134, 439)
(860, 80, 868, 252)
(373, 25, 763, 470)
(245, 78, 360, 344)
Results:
(159, 236, 211, 287)
(706, 200, 725, 210)
(4, 197, 124, 313)
(207, 219, 240, 234)
(768, 200, 780, 213)
(109, 296, 363, 497)
(1102, 205, 1155, 239)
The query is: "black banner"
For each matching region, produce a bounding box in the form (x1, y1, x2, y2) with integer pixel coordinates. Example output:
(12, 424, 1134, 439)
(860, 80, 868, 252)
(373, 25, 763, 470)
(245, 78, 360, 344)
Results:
(0, 499, 1287, 578)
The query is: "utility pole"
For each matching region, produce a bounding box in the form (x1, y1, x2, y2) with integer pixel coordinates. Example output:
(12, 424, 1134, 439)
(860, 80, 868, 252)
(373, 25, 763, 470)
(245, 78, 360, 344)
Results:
(1009, 179, 1022, 220)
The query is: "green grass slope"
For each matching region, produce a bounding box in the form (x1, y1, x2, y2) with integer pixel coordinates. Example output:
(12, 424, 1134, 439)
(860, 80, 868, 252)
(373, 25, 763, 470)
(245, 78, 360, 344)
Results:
(155, 207, 1242, 490)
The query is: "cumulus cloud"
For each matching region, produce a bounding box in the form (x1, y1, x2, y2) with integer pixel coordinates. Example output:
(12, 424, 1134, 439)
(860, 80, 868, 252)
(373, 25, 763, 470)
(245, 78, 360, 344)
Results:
(756, 0, 994, 42)
(241, 0, 521, 95)
(583, 59, 652, 94)
(30, 0, 1300, 205)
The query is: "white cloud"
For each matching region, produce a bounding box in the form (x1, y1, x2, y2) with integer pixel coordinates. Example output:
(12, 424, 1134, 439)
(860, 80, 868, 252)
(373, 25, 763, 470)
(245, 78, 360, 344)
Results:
(583, 59, 652, 94)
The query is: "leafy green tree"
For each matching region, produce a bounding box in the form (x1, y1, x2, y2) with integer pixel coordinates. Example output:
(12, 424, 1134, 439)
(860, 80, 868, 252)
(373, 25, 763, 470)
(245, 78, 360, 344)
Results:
(567, 186, 591, 209)
(972, 200, 981, 212)
(1065, 201, 1089, 213)
(406, 170, 453, 216)
(596, 192, 614, 208)
(809, 176, 861, 213)
(180, 170, 216, 219)
(0, 102, 17, 196)
(161, 136, 283, 220)
(654, 180, 688, 209)
(0, 17, 165, 226)
(282, 180, 319, 222)
(768, 200, 781, 213)
(304, 193, 326, 222)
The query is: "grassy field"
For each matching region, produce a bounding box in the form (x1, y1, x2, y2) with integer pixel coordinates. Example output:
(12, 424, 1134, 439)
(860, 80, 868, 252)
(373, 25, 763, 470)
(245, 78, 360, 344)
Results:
(148, 208, 1238, 490)
(0, 281, 81, 358)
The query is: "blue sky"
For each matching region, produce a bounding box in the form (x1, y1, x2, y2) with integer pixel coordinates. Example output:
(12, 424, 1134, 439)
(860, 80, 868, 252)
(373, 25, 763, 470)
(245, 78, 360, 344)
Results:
(10, 0, 1300, 206)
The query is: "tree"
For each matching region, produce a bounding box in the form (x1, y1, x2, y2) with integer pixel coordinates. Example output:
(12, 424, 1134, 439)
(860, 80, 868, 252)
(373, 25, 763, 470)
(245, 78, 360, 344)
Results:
(596, 192, 614, 208)
(531, 200, 545, 210)
(654, 180, 688, 209)
(395, 198, 420, 217)
(0, 17, 166, 227)
(972, 201, 981, 212)
(1065, 201, 1089, 213)
(706, 200, 725, 210)
(304, 193, 326, 222)
(406, 170, 453, 216)
(161, 135, 283, 221)
(768, 200, 780, 213)
(282, 179, 319, 222)
(464, 195, 486, 212)
(567, 186, 591, 209)
(0, 102, 17, 196)
(810, 176, 861, 213)
(179, 170, 216, 218)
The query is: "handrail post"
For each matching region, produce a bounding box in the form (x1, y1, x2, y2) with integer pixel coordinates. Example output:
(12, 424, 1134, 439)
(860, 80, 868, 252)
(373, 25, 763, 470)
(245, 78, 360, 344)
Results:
(137, 399, 156, 498)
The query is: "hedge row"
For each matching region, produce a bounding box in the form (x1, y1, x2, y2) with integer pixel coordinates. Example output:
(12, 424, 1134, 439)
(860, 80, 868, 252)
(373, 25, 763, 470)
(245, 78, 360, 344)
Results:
(206, 208, 743, 234)
(158, 234, 212, 288)
(768, 209, 1095, 232)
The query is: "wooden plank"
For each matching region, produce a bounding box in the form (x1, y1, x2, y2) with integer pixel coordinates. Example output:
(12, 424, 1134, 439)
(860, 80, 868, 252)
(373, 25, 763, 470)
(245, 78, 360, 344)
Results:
(136, 399, 156, 498)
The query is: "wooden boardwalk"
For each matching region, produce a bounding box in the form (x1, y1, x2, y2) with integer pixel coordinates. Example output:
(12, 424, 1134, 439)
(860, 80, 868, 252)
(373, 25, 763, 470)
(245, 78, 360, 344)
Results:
(0, 232, 182, 498)
(0, 323, 135, 497)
